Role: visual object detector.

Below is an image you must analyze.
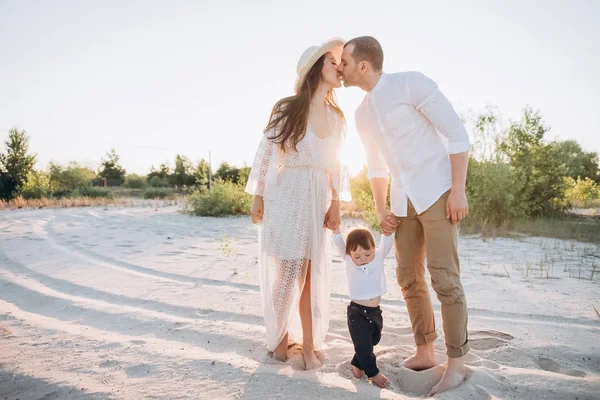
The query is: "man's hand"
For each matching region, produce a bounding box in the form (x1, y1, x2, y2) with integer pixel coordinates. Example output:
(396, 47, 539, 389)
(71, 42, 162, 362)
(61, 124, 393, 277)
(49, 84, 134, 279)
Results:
(324, 200, 340, 231)
(377, 209, 398, 235)
(446, 188, 468, 224)
(250, 196, 264, 224)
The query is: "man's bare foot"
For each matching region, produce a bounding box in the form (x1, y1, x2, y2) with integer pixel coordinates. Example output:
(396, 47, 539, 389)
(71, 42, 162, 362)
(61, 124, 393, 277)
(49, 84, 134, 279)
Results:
(369, 372, 389, 388)
(272, 333, 288, 361)
(403, 342, 437, 371)
(403, 354, 437, 371)
(303, 349, 321, 370)
(352, 366, 364, 379)
(429, 356, 466, 396)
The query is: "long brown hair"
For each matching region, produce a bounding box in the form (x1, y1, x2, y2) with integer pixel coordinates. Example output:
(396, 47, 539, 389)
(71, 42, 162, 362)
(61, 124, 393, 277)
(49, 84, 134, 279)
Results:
(265, 54, 345, 151)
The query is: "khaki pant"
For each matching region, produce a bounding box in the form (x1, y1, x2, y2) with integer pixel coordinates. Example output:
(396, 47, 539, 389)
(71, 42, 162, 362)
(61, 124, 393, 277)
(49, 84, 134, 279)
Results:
(394, 191, 470, 358)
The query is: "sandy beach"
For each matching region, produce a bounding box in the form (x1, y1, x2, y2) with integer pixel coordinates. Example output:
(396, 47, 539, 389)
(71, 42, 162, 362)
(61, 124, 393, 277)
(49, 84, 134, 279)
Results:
(1, 205, 599, 399)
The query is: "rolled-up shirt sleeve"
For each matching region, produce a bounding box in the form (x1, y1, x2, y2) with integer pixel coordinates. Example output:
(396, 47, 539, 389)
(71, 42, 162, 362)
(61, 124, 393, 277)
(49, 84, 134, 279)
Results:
(355, 110, 389, 180)
(408, 72, 471, 155)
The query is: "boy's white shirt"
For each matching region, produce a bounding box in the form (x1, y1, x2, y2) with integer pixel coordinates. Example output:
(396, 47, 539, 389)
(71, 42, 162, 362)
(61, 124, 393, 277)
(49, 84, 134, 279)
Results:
(333, 232, 395, 301)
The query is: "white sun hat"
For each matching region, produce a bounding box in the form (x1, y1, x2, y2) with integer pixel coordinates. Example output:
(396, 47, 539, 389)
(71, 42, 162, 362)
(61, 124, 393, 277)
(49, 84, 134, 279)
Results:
(294, 37, 345, 94)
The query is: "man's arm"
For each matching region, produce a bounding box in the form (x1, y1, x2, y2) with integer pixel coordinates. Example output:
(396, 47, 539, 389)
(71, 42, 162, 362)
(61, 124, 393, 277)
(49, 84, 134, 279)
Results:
(408, 72, 471, 223)
(355, 112, 398, 234)
(447, 152, 469, 223)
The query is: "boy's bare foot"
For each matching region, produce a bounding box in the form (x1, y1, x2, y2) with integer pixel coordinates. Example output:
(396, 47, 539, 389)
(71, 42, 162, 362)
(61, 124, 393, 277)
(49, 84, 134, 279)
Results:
(403, 343, 437, 371)
(429, 356, 466, 396)
(272, 333, 288, 361)
(303, 349, 321, 370)
(369, 372, 389, 388)
(352, 366, 364, 378)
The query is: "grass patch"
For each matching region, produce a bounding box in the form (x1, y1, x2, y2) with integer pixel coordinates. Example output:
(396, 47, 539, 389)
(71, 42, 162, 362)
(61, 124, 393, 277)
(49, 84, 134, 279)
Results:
(143, 187, 176, 199)
(108, 187, 146, 198)
(507, 215, 600, 243)
(0, 196, 128, 210)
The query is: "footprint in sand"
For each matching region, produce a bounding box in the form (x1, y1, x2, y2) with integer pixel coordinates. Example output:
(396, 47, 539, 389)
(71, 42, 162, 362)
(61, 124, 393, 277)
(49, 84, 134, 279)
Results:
(129, 340, 146, 346)
(538, 357, 587, 377)
(124, 363, 156, 378)
(100, 360, 119, 368)
(462, 353, 501, 370)
(469, 330, 514, 351)
(195, 309, 215, 317)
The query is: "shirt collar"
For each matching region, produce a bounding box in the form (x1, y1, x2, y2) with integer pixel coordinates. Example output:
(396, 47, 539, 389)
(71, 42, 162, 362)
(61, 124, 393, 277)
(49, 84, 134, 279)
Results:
(367, 72, 386, 96)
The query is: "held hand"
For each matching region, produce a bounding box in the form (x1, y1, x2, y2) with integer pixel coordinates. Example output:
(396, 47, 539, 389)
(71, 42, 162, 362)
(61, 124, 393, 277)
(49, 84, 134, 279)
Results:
(446, 188, 469, 224)
(377, 209, 398, 236)
(250, 196, 264, 224)
(324, 201, 340, 231)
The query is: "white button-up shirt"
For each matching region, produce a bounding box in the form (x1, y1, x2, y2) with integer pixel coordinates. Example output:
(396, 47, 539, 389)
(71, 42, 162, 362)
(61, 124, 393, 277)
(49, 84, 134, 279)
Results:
(333, 233, 394, 301)
(355, 72, 471, 216)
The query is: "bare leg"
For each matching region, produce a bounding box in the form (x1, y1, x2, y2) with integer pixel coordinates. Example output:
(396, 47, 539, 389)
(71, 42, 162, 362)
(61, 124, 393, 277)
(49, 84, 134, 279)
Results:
(403, 342, 437, 371)
(298, 261, 321, 370)
(429, 355, 466, 395)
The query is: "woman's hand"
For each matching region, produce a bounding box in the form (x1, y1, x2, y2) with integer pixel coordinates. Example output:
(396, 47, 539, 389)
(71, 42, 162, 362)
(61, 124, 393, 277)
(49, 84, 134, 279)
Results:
(250, 195, 264, 224)
(324, 200, 340, 231)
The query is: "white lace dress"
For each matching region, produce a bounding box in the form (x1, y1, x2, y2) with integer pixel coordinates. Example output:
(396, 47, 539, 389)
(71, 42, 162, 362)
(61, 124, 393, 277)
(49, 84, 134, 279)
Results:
(245, 109, 350, 352)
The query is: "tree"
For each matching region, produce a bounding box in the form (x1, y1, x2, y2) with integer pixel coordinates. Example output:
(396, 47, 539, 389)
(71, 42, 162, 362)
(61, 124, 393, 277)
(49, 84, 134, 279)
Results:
(147, 163, 170, 187)
(171, 154, 195, 187)
(49, 161, 96, 196)
(147, 163, 170, 179)
(552, 140, 599, 183)
(215, 162, 240, 183)
(0, 128, 36, 198)
(194, 158, 210, 186)
(98, 148, 126, 184)
(498, 107, 568, 216)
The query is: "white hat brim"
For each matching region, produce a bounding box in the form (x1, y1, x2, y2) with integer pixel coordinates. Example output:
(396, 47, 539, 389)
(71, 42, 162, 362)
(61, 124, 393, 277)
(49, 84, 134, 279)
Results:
(295, 37, 345, 93)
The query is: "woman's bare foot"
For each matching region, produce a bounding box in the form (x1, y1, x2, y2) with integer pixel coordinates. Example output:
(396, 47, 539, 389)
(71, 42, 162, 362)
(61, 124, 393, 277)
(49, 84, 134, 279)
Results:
(369, 372, 389, 388)
(403, 343, 437, 371)
(429, 356, 466, 396)
(352, 366, 364, 378)
(272, 333, 288, 362)
(303, 349, 322, 370)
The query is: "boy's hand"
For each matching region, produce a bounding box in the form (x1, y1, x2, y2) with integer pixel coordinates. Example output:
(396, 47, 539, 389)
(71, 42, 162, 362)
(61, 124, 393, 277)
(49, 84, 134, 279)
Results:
(370, 372, 389, 388)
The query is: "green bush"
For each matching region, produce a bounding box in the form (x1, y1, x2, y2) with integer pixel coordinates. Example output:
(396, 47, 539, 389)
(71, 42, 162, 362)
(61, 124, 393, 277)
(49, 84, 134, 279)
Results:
(21, 170, 51, 199)
(463, 159, 522, 231)
(147, 176, 170, 188)
(349, 166, 379, 228)
(565, 177, 600, 207)
(186, 180, 251, 217)
(124, 174, 146, 189)
(143, 187, 175, 199)
(49, 162, 96, 196)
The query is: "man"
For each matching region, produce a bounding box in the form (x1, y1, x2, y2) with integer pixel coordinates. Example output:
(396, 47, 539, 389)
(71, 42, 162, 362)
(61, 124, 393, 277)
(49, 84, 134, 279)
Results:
(337, 36, 471, 395)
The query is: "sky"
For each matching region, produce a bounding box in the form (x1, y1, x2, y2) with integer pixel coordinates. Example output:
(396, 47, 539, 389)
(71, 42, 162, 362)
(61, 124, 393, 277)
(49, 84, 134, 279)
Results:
(1, 0, 599, 176)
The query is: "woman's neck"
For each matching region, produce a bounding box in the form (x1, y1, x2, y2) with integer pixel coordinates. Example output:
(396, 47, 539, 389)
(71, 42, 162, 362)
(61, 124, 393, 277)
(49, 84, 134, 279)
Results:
(310, 84, 329, 110)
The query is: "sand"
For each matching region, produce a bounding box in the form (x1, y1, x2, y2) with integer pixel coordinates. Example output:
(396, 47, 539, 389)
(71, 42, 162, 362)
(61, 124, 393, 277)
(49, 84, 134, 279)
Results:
(0, 205, 598, 399)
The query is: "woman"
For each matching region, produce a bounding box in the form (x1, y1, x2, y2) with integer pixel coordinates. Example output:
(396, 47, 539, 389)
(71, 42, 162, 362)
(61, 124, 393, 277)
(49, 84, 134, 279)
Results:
(245, 38, 349, 370)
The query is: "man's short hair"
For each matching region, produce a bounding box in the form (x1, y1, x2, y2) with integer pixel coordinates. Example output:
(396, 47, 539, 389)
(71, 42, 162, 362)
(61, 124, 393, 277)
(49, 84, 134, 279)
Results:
(344, 36, 384, 72)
